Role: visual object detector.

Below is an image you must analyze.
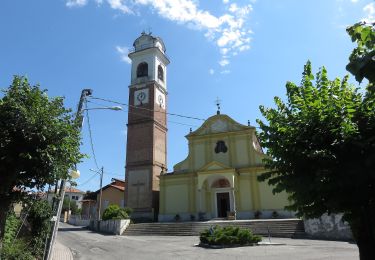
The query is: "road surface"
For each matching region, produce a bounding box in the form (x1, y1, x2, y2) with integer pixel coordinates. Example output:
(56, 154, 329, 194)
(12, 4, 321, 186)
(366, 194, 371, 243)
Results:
(56, 222, 359, 260)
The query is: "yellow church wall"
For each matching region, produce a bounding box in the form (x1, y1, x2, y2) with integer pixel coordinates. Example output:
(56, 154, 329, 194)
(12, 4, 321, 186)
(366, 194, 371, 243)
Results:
(237, 176, 253, 211)
(235, 137, 250, 167)
(258, 180, 289, 210)
(164, 184, 189, 213)
(193, 142, 205, 170)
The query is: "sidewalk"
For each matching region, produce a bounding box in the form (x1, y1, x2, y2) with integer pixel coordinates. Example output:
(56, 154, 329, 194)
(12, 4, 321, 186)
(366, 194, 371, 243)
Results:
(52, 240, 73, 260)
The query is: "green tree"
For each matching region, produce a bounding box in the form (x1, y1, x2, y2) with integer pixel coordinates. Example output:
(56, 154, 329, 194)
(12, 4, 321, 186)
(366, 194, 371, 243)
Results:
(62, 198, 79, 215)
(83, 190, 97, 200)
(257, 60, 375, 259)
(346, 22, 375, 84)
(0, 76, 83, 245)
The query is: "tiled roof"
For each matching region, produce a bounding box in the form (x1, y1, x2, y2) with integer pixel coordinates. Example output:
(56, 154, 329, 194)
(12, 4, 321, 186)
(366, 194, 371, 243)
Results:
(110, 184, 125, 191)
(64, 187, 84, 193)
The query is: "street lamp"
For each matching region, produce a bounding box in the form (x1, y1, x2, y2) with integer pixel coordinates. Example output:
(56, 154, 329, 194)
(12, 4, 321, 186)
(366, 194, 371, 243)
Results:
(45, 90, 122, 260)
(83, 105, 123, 111)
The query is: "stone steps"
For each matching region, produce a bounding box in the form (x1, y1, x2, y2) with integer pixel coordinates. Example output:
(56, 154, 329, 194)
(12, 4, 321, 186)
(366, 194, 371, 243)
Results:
(122, 219, 306, 238)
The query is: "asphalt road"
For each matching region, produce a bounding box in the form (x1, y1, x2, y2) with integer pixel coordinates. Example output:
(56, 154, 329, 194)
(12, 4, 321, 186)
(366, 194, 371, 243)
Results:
(56, 222, 359, 260)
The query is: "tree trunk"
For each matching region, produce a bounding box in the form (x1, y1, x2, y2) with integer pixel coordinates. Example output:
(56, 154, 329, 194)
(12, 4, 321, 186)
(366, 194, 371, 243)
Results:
(352, 206, 375, 260)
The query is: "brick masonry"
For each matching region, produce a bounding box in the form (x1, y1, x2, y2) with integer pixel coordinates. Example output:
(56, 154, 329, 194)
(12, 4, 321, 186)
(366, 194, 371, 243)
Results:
(125, 82, 167, 220)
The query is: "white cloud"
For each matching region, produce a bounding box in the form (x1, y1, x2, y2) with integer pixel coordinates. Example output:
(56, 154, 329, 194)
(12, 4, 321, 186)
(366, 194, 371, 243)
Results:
(220, 70, 230, 74)
(116, 45, 131, 64)
(107, 0, 134, 14)
(209, 68, 215, 75)
(66, 0, 253, 67)
(219, 59, 229, 67)
(363, 2, 375, 23)
(66, 0, 88, 7)
(350, 0, 359, 3)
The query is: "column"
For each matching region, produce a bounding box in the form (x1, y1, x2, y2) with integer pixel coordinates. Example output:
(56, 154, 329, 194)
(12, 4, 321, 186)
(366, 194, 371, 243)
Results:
(231, 188, 237, 219)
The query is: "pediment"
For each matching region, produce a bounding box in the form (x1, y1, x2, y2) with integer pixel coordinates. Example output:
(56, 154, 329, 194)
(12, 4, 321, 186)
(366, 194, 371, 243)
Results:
(188, 114, 250, 137)
(198, 161, 231, 172)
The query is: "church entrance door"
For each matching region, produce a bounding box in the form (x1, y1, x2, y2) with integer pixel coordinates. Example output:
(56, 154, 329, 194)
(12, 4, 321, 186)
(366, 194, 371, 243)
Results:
(216, 192, 230, 218)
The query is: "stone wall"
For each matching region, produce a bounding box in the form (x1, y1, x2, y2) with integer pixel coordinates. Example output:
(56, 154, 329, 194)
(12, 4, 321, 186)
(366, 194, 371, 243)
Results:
(89, 219, 131, 235)
(304, 213, 353, 241)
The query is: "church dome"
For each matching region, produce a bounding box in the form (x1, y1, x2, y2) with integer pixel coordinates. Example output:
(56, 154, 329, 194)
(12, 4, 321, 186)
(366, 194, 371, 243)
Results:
(132, 32, 166, 53)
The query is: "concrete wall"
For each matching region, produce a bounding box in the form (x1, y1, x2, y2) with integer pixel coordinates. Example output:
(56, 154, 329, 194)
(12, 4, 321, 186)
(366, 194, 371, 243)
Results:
(68, 216, 91, 227)
(89, 219, 131, 235)
(304, 213, 353, 241)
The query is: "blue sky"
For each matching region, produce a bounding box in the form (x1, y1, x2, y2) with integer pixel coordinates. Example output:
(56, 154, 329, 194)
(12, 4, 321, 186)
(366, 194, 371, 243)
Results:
(1, 0, 373, 192)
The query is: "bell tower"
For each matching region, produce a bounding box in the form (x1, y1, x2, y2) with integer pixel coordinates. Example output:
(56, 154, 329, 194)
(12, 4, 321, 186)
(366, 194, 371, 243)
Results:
(125, 32, 169, 221)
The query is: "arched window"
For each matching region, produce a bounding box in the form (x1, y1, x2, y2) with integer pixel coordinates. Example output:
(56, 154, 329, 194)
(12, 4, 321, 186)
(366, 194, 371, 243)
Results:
(211, 179, 230, 188)
(137, 62, 148, 78)
(158, 65, 164, 81)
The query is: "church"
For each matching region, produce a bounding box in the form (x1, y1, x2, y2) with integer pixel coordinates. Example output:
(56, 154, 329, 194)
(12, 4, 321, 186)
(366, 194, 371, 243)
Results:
(124, 32, 293, 221)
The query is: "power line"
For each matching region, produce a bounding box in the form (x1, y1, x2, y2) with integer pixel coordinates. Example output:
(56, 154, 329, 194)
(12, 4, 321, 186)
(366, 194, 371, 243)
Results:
(78, 171, 100, 187)
(86, 99, 199, 127)
(89, 96, 206, 121)
(84, 100, 100, 170)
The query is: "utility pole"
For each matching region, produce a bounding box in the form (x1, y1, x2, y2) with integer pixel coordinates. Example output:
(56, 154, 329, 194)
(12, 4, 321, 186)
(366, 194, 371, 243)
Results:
(98, 167, 104, 220)
(44, 89, 93, 260)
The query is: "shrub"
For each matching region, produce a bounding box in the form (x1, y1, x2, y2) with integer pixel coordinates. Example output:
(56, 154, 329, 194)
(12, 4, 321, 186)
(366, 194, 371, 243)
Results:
(1, 239, 34, 260)
(1, 212, 33, 260)
(27, 199, 53, 258)
(102, 205, 130, 220)
(199, 225, 262, 246)
(3, 212, 21, 245)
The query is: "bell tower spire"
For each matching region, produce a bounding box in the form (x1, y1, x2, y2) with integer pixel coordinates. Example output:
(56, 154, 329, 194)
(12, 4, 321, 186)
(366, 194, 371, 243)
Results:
(125, 32, 169, 221)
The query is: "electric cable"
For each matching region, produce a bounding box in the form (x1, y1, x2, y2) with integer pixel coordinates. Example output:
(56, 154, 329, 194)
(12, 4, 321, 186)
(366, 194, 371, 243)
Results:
(84, 100, 100, 170)
(89, 96, 206, 121)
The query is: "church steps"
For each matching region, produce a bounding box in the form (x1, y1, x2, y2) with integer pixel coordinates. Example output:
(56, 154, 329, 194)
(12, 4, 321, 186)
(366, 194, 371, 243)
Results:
(122, 219, 306, 238)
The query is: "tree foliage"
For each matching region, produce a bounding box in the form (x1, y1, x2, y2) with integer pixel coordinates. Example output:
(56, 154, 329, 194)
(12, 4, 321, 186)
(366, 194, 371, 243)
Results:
(257, 60, 375, 259)
(0, 76, 83, 242)
(257, 61, 367, 217)
(346, 22, 375, 84)
(62, 198, 79, 215)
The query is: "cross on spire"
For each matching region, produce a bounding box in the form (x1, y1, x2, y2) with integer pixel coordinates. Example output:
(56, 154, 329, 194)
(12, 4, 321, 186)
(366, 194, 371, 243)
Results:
(215, 97, 221, 115)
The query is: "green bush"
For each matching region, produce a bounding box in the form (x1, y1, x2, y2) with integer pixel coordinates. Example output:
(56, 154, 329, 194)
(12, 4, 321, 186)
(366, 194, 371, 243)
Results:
(27, 199, 53, 258)
(3, 212, 21, 245)
(1, 213, 33, 260)
(102, 205, 131, 220)
(200, 225, 262, 246)
(1, 238, 34, 260)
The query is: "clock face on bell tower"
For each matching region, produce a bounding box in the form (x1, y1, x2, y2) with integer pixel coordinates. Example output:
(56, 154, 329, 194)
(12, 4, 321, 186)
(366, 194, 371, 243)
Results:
(124, 32, 170, 221)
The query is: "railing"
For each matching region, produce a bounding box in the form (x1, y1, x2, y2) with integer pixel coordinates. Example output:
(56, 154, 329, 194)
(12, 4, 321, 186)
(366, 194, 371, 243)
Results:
(128, 44, 170, 60)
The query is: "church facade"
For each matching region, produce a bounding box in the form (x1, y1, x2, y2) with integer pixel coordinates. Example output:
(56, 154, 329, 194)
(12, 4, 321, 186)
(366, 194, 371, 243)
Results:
(124, 32, 292, 222)
(158, 114, 293, 222)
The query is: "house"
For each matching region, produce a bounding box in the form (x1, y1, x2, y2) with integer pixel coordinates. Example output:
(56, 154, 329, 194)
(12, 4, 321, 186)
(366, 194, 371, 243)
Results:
(96, 178, 125, 218)
(47, 187, 85, 209)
